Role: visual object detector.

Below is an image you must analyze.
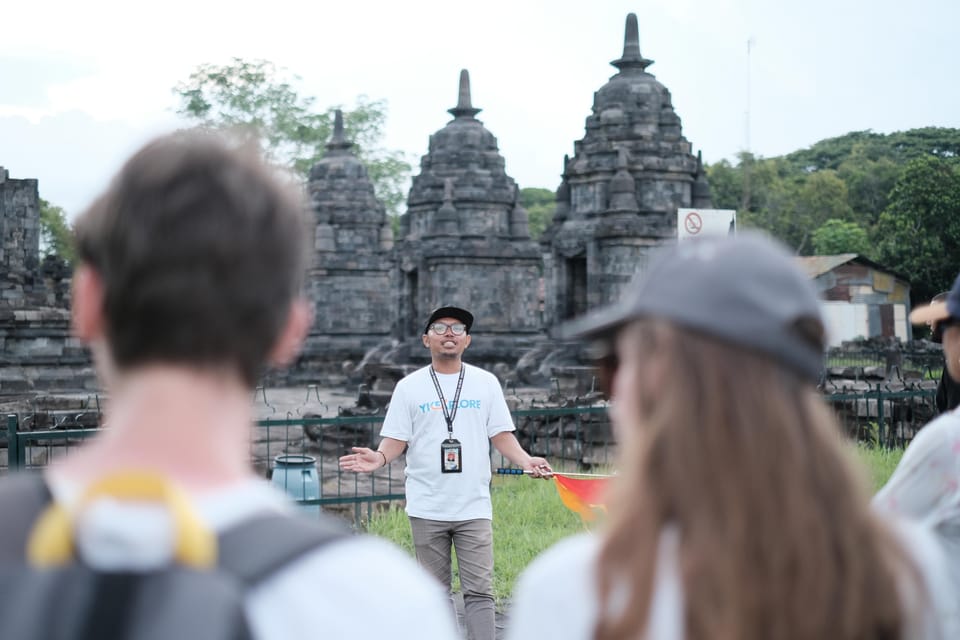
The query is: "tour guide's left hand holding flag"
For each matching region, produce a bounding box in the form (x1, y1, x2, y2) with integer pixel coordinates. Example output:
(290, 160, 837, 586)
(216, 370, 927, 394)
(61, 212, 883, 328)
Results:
(552, 473, 609, 523)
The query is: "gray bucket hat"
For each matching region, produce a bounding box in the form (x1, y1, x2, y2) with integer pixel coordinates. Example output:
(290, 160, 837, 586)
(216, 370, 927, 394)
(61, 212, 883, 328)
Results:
(562, 232, 827, 383)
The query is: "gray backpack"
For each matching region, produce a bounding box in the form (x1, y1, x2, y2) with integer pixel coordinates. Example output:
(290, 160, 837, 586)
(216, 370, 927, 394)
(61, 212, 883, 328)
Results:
(0, 473, 347, 640)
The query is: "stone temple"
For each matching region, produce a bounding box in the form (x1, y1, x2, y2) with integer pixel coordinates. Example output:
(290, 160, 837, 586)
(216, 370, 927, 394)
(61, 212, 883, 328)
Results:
(393, 69, 543, 365)
(541, 13, 711, 327)
(1, 13, 709, 395)
(293, 109, 396, 383)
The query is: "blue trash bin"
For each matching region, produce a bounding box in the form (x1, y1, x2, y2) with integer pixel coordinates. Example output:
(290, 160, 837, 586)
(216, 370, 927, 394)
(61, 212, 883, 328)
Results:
(271, 454, 320, 517)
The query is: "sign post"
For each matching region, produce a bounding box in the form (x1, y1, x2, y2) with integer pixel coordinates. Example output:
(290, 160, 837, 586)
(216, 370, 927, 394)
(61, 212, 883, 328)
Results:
(677, 208, 737, 241)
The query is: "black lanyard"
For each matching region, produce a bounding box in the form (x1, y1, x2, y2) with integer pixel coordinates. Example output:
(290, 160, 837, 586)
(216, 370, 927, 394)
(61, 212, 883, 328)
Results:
(429, 366, 465, 437)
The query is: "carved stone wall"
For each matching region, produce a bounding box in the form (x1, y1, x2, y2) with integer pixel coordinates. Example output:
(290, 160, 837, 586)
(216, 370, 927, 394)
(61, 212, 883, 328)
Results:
(0, 167, 94, 394)
(1, 167, 41, 308)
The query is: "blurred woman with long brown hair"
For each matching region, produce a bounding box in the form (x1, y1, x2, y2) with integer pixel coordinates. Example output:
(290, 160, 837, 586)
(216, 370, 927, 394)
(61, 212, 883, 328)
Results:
(507, 233, 951, 640)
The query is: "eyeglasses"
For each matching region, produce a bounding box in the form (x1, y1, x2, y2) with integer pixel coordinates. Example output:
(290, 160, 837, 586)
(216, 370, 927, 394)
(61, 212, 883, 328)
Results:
(429, 322, 467, 336)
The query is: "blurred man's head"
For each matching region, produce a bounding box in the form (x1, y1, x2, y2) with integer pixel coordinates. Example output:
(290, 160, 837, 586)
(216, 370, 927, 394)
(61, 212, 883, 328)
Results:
(73, 132, 311, 387)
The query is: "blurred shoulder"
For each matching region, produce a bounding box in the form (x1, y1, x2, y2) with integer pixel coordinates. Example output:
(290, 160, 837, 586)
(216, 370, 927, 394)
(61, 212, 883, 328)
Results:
(508, 534, 600, 640)
(249, 534, 459, 639)
(515, 533, 600, 592)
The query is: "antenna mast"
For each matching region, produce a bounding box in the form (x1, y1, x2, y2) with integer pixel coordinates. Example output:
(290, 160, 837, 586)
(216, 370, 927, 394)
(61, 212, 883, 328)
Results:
(741, 37, 755, 212)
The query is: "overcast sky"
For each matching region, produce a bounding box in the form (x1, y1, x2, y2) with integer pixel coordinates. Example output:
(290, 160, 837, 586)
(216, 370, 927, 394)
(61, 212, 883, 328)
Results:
(1, 0, 957, 219)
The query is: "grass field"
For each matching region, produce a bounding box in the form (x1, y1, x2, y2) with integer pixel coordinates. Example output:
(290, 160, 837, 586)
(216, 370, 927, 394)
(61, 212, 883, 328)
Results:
(856, 444, 905, 491)
(366, 445, 905, 605)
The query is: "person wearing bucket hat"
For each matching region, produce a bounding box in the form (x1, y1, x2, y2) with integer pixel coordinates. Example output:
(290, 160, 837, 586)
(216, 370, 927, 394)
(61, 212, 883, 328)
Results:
(340, 305, 551, 640)
(508, 232, 952, 640)
(873, 273, 960, 631)
(911, 287, 960, 413)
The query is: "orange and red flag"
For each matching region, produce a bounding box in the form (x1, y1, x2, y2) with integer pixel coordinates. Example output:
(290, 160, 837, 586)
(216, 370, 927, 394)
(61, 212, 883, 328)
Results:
(552, 473, 609, 522)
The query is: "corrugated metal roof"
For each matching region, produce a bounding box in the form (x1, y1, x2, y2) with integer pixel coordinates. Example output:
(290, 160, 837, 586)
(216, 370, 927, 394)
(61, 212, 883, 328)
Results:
(795, 254, 859, 279)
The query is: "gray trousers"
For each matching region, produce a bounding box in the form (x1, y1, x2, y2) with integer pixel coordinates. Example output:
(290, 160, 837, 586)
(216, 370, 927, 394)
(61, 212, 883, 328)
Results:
(409, 516, 495, 640)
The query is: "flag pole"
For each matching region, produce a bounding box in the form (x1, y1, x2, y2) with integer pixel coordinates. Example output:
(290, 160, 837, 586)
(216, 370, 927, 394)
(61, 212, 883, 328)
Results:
(495, 468, 614, 478)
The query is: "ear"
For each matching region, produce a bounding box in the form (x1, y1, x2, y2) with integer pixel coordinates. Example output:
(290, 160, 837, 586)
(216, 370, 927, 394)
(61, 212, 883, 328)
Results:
(267, 298, 312, 367)
(462, 334, 472, 350)
(422, 334, 430, 348)
(72, 264, 106, 343)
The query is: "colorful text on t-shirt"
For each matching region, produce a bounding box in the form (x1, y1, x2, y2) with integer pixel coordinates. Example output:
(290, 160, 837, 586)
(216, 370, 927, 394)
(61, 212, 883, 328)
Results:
(418, 399, 482, 413)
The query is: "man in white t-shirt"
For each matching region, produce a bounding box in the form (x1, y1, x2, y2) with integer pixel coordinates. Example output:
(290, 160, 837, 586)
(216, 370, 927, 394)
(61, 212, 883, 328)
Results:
(0, 133, 458, 640)
(340, 305, 553, 640)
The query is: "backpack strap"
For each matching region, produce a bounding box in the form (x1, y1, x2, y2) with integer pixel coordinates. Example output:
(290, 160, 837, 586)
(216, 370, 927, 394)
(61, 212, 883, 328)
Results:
(0, 472, 349, 586)
(217, 511, 350, 587)
(0, 472, 51, 564)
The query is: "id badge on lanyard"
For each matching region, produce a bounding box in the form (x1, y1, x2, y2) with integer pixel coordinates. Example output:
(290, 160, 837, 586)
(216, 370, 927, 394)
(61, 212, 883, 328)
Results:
(430, 366, 465, 474)
(441, 438, 462, 473)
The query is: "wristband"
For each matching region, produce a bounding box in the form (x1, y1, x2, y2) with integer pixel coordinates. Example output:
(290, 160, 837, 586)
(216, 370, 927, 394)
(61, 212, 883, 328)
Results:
(378, 451, 388, 467)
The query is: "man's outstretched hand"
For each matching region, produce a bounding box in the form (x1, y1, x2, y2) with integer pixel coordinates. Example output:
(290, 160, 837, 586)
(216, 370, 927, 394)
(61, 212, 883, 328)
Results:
(339, 446, 384, 473)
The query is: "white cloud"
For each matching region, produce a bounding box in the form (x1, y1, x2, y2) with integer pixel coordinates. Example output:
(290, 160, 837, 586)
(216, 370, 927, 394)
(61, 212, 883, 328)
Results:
(0, 0, 958, 216)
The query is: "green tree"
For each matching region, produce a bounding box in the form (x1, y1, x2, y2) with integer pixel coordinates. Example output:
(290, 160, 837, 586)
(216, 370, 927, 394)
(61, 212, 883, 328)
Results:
(740, 165, 857, 254)
(519, 187, 555, 240)
(39, 198, 74, 263)
(704, 159, 741, 210)
(783, 127, 960, 173)
(836, 147, 900, 226)
(875, 156, 960, 303)
(734, 156, 797, 245)
(812, 219, 872, 257)
(174, 58, 411, 216)
(703, 129, 960, 265)
(789, 170, 858, 254)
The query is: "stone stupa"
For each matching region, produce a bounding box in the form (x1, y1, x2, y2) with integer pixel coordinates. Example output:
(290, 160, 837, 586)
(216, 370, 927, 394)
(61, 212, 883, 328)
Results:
(541, 13, 712, 328)
(394, 70, 543, 365)
(294, 109, 396, 381)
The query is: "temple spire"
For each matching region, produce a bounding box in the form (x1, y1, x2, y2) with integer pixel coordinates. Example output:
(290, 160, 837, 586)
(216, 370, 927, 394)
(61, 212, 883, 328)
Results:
(448, 69, 482, 119)
(326, 109, 353, 153)
(611, 13, 654, 72)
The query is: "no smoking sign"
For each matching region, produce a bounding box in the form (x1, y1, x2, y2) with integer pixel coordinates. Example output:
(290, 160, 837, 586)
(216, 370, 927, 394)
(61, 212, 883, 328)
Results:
(677, 208, 737, 240)
(684, 211, 703, 235)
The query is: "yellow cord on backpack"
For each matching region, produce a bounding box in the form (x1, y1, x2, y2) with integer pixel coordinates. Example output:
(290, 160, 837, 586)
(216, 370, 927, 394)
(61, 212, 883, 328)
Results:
(27, 471, 217, 569)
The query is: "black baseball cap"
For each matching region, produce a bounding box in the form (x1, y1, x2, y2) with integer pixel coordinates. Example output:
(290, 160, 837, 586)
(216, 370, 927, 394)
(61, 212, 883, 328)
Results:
(561, 232, 827, 383)
(424, 306, 474, 335)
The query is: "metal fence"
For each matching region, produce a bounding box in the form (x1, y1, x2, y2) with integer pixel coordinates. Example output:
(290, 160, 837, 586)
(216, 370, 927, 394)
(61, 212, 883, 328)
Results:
(1, 385, 938, 522)
(825, 348, 944, 379)
(822, 383, 937, 448)
(2, 407, 613, 526)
